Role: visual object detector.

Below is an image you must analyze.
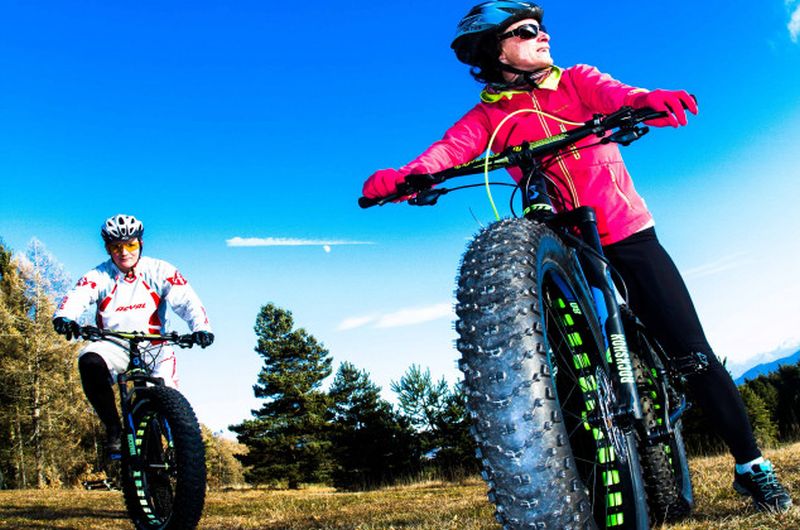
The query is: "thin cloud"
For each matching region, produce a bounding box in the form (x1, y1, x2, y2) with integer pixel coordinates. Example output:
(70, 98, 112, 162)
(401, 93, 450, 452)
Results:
(683, 251, 751, 279)
(338, 303, 453, 331)
(226, 237, 373, 247)
(338, 315, 378, 331)
(790, 3, 800, 42)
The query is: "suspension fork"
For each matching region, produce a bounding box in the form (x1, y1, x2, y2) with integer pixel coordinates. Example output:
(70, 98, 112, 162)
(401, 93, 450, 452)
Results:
(521, 173, 643, 422)
(556, 207, 643, 422)
(116, 340, 147, 459)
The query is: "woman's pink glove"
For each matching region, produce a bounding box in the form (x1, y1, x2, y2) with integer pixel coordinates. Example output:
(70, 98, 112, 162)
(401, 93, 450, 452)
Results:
(362, 168, 408, 199)
(628, 89, 698, 128)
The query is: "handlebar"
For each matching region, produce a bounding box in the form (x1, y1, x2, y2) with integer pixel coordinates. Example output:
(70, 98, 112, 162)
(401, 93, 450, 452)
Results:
(79, 326, 196, 348)
(358, 105, 679, 209)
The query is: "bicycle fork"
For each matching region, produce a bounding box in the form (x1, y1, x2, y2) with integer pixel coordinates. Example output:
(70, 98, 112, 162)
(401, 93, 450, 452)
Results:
(522, 174, 644, 425)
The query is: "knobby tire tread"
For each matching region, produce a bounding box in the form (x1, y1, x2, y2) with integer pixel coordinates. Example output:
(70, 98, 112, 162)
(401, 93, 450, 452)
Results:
(122, 385, 206, 530)
(455, 218, 648, 529)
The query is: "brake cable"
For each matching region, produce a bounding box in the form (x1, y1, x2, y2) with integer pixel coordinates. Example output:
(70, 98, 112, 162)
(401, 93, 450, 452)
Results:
(483, 109, 583, 220)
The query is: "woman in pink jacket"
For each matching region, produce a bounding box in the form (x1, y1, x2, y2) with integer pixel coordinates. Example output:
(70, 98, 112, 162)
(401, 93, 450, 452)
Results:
(363, 0, 791, 513)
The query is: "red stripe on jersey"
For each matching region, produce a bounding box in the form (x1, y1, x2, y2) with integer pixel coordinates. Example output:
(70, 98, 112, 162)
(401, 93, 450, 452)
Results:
(149, 311, 162, 328)
(98, 296, 112, 312)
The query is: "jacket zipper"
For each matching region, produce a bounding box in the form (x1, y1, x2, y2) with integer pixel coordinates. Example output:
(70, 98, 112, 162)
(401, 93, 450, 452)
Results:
(530, 93, 580, 206)
(609, 166, 633, 208)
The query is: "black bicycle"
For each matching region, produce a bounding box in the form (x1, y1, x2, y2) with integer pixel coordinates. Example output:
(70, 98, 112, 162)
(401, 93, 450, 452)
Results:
(80, 326, 206, 530)
(360, 106, 697, 529)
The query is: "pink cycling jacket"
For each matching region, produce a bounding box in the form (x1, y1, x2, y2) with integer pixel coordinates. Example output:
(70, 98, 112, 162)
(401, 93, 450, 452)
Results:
(400, 64, 655, 245)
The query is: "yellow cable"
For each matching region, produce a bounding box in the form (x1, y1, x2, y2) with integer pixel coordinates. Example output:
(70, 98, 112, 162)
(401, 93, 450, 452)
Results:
(482, 108, 583, 220)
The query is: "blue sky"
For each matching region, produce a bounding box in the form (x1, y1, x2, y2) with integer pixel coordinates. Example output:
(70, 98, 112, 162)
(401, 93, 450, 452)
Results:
(2, 1, 800, 436)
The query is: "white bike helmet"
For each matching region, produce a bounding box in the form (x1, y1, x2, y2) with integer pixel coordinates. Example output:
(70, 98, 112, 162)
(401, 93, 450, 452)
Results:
(101, 214, 144, 243)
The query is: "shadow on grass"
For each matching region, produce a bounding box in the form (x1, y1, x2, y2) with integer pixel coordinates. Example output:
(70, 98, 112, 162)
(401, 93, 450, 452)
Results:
(0, 504, 127, 529)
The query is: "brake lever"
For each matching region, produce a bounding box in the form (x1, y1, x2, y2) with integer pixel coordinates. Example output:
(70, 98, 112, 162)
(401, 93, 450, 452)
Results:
(80, 326, 102, 340)
(408, 188, 447, 206)
(404, 173, 441, 189)
(604, 124, 650, 146)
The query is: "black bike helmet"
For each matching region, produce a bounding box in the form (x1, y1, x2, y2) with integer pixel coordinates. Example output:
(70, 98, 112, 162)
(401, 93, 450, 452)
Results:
(101, 214, 144, 243)
(451, 1, 544, 67)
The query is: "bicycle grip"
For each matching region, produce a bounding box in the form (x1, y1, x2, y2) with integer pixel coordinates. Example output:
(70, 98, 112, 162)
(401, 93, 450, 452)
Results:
(358, 196, 379, 208)
(358, 191, 407, 208)
(79, 325, 101, 340)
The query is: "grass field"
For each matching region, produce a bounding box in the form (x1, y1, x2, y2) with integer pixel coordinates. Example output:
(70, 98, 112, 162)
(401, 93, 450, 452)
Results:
(3, 443, 800, 530)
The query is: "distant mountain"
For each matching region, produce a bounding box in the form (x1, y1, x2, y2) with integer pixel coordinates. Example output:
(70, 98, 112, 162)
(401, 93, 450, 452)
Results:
(734, 349, 800, 385)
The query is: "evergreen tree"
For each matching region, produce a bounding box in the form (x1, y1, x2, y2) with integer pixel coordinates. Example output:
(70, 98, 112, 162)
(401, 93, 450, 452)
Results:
(328, 361, 417, 490)
(391, 365, 476, 478)
(739, 385, 779, 449)
(230, 303, 333, 488)
(747, 377, 779, 423)
(391, 364, 449, 433)
(772, 365, 800, 440)
(428, 382, 479, 480)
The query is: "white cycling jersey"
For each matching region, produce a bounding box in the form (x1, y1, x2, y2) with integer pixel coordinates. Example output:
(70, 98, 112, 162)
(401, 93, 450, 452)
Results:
(54, 255, 212, 387)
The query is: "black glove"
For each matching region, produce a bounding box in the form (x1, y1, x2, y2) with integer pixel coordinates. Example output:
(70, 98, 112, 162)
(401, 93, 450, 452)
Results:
(191, 331, 214, 348)
(53, 317, 81, 340)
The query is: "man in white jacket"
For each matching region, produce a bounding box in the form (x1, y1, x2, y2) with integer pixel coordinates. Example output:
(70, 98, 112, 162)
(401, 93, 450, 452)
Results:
(53, 214, 213, 455)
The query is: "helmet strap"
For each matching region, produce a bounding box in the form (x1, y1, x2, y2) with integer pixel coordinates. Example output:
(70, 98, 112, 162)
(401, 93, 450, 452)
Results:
(497, 63, 551, 88)
(133, 238, 143, 269)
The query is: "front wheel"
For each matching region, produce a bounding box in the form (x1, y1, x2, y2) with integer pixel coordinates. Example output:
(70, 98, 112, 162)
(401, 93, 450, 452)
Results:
(456, 218, 649, 529)
(122, 386, 206, 530)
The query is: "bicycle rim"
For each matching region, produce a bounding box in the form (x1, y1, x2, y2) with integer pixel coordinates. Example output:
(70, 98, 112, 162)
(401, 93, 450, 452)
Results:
(541, 270, 642, 528)
(131, 411, 176, 526)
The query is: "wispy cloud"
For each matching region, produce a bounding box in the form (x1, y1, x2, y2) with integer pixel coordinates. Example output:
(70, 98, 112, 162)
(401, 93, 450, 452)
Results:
(790, 2, 800, 42)
(682, 251, 751, 279)
(338, 303, 453, 330)
(226, 237, 373, 248)
(338, 315, 378, 331)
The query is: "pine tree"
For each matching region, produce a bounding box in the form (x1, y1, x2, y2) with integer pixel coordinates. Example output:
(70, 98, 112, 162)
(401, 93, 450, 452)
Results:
(391, 365, 476, 478)
(391, 364, 449, 433)
(230, 303, 333, 488)
(428, 382, 478, 480)
(747, 377, 779, 421)
(328, 361, 417, 490)
(739, 385, 779, 449)
(772, 365, 800, 440)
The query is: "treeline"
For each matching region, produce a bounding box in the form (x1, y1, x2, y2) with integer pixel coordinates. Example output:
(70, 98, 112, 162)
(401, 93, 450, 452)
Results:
(231, 302, 800, 491)
(230, 303, 476, 491)
(0, 239, 92, 489)
(682, 362, 800, 456)
(5, 236, 800, 493)
(0, 239, 244, 489)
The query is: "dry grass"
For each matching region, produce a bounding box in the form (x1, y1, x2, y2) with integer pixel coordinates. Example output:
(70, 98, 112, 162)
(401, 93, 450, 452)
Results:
(3, 443, 800, 529)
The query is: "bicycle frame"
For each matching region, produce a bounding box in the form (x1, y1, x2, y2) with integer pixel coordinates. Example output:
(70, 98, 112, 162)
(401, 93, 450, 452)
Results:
(80, 329, 193, 460)
(118, 337, 169, 460)
(361, 103, 698, 526)
(359, 105, 694, 440)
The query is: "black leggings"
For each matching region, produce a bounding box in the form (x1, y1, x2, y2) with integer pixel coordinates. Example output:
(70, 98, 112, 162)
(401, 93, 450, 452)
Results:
(79, 353, 121, 435)
(603, 227, 760, 464)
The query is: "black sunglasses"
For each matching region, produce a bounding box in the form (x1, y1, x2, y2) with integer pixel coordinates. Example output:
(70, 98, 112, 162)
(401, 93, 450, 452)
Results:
(497, 23, 547, 41)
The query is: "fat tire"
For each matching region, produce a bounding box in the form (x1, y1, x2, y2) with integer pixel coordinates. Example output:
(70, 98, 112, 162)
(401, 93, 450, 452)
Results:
(456, 218, 649, 529)
(623, 310, 693, 522)
(122, 386, 206, 530)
